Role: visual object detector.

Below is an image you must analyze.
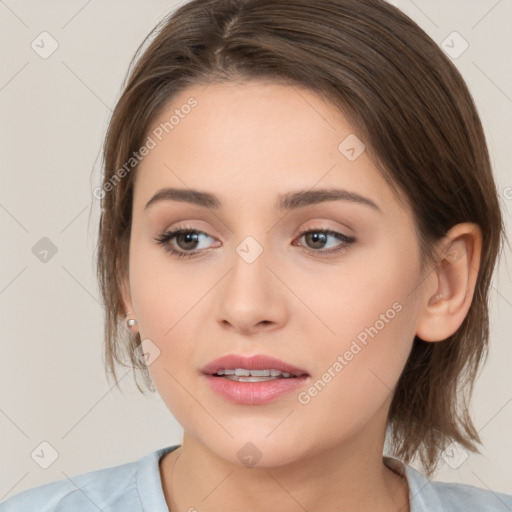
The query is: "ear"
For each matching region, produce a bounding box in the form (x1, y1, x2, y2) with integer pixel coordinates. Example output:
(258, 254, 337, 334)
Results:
(120, 271, 139, 335)
(415, 222, 482, 342)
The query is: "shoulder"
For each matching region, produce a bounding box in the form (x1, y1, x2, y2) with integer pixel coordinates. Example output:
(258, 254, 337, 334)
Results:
(403, 463, 512, 511)
(0, 457, 140, 512)
(384, 456, 512, 511)
(424, 479, 512, 511)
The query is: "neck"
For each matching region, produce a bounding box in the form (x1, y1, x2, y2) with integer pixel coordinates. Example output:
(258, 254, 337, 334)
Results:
(159, 426, 409, 512)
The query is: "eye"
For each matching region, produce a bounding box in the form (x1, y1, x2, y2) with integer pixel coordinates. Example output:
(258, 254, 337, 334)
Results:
(153, 225, 356, 260)
(153, 226, 218, 259)
(293, 227, 356, 255)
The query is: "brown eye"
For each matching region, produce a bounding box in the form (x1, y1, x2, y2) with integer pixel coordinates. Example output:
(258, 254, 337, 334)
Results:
(153, 227, 217, 259)
(173, 231, 202, 251)
(294, 228, 356, 254)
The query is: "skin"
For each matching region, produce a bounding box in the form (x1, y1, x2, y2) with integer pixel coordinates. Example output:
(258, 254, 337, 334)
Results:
(121, 80, 482, 512)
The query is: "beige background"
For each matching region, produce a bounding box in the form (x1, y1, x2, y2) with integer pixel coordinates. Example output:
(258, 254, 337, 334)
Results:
(1, 0, 511, 500)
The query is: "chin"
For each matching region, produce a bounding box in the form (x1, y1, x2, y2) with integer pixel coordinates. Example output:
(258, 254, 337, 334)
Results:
(198, 433, 309, 469)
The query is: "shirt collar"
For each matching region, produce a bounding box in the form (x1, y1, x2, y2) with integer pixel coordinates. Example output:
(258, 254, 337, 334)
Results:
(383, 455, 445, 511)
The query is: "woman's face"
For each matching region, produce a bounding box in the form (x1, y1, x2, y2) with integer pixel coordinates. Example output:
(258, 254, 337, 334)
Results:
(124, 80, 430, 466)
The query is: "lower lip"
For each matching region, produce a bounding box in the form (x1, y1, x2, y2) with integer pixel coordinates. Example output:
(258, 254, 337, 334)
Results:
(203, 375, 309, 405)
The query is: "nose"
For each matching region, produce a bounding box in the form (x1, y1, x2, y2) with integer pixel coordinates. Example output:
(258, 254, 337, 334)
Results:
(215, 239, 289, 336)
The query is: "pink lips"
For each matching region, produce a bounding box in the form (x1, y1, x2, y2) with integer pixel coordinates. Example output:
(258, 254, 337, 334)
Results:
(201, 354, 310, 405)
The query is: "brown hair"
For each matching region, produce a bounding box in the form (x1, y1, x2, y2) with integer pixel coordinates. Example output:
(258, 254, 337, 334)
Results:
(95, 0, 507, 477)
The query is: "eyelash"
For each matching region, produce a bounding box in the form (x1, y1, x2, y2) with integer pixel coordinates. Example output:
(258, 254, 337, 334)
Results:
(153, 225, 356, 260)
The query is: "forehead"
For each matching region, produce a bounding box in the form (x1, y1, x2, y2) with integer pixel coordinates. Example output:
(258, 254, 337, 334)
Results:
(133, 80, 407, 218)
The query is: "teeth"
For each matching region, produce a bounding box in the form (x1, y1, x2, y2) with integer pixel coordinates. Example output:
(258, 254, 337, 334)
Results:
(248, 369, 270, 377)
(224, 376, 280, 382)
(214, 368, 295, 378)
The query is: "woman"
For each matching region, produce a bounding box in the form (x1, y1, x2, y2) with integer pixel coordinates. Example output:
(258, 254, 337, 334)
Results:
(2, 0, 511, 510)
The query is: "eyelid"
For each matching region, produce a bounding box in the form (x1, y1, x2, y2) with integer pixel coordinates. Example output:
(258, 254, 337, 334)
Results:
(155, 224, 217, 246)
(293, 221, 354, 239)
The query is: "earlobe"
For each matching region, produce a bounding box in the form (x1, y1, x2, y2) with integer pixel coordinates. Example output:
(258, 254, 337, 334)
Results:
(415, 223, 482, 343)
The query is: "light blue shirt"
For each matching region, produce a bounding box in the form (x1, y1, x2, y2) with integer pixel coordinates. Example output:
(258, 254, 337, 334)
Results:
(1, 444, 511, 511)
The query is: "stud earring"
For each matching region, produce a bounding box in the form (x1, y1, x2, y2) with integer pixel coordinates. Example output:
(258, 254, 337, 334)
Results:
(125, 312, 137, 328)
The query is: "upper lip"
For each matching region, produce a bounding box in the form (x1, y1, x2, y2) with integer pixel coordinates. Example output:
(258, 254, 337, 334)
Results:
(201, 354, 309, 377)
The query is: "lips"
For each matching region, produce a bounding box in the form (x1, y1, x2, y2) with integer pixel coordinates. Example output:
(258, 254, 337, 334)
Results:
(201, 354, 309, 377)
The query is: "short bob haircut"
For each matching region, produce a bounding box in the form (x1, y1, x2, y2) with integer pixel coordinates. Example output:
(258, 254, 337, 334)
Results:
(95, 0, 507, 477)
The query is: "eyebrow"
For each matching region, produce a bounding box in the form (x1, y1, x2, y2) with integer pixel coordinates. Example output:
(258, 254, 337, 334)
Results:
(144, 187, 382, 213)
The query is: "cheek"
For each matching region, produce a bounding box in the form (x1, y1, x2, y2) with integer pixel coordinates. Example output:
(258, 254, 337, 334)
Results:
(293, 255, 418, 435)
(288, 246, 415, 356)
(294, 304, 415, 450)
(128, 245, 215, 414)
(129, 238, 210, 339)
